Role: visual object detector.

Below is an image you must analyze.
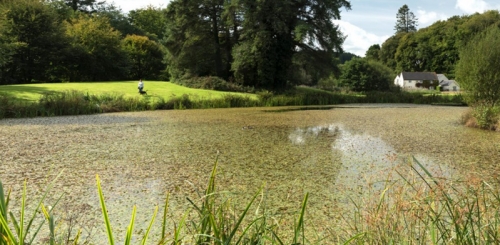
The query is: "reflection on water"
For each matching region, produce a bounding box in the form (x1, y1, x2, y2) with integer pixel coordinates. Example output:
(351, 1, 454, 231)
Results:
(288, 124, 456, 202)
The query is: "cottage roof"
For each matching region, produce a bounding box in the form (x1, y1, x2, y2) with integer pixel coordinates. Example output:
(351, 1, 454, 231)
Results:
(402, 72, 438, 81)
(437, 74, 449, 82)
(440, 80, 458, 86)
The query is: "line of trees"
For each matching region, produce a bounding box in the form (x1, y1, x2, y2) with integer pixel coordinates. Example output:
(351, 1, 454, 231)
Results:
(375, 7, 500, 78)
(0, 0, 352, 92)
(0, 0, 168, 84)
(164, 0, 351, 91)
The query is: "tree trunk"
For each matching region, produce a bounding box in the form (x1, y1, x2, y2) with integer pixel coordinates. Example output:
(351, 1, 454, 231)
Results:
(211, 7, 223, 78)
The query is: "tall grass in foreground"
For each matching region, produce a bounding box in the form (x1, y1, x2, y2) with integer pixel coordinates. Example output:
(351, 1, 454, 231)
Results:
(0, 159, 311, 244)
(342, 157, 500, 244)
(2, 157, 500, 244)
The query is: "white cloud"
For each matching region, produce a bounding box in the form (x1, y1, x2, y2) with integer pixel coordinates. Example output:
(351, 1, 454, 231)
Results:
(332, 20, 390, 57)
(416, 10, 448, 26)
(455, 0, 489, 14)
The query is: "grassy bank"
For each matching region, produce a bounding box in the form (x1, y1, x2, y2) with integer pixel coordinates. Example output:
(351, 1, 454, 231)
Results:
(1, 158, 499, 244)
(0, 81, 256, 102)
(0, 83, 465, 119)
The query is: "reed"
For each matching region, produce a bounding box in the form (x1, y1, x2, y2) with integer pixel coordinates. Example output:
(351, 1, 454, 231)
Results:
(4, 157, 497, 244)
(1, 89, 466, 119)
(341, 157, 500, 244)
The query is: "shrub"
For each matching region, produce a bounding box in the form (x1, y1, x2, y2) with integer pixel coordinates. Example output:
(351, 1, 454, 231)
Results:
(174, 76, 254, 93)
(471, 104, 500, 130)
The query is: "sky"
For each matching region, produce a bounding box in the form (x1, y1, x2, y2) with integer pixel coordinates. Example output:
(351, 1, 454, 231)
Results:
(112, 0, 500, 57)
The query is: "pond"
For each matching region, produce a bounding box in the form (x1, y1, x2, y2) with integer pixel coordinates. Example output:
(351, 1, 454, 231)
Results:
(1, 104, 499, 243)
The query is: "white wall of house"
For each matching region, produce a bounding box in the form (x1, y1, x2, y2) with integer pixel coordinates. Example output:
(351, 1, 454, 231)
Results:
(404, 79, 420, 89)
(442, 80, 460, 91)
(394, 73, 421, 89)
(394, 73, 422, 89)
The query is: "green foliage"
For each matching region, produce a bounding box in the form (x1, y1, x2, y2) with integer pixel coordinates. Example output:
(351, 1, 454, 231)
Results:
(128, 6, 168, 40)
(174, 76, 254, 93)
(365, 44, 381, 61)
(64, 14, 129, 81)
(0, 0, 69, 84)
(164, 0, 231, 80)
(471, 105, 500, 130)
(456, 25, 500, 107)
(233, 0, 351, 91)
(0, 84, 466, 119)
(94, 3, 143, 37)
(4, 158, 500, 244)
(394, 4, 418, 34)
(121, 35, 165, 80)
(339, 58, 394, 92)
(339, 52, 360, 64)
(63, 0, 103, 13)
(382, 10, 500, 75)
(0, 14, 15, 70)
(379, 33, 405, 71)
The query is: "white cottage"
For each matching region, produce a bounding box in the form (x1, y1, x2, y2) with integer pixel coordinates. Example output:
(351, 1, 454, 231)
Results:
(394, 72, 439, 90)
(437, 74, 460, 91)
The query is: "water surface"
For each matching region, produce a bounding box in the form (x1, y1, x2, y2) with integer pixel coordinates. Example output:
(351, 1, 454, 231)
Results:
(1, 104, 498, 243)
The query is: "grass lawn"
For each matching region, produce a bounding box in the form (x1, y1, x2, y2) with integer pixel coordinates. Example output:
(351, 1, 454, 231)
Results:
(0, 81, 257, 102)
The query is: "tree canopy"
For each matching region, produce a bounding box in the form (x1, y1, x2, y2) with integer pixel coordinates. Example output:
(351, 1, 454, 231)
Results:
(0, 0, 68, 84)
(456, 25, 500, 106)
(380, 10, 500, 76)
(233, 0, 351, 90)
(339, 58, 393, 92)
(365, 44, 380, 61)
(2, 0, 500, 96)
(394, 4, 418, 34)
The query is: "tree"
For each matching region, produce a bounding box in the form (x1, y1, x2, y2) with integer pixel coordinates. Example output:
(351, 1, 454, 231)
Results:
(339, 58, 393, 92)
(365, 44, 380, 60)
(95, 3, 143, 37)
(65, 14, 129, 81)
(456, 26, 500, 107)
(339, 52, 359, 64)
(0, 0, 69, 84)
(64, 0, 104, 13)
(0, 12, 15, 69)
(379, 33, 405, 71)
(165, 0, 233, 80)
(121, 35, 165, 80)
(128, 6, 168, 40)
(233, 0, 351, 91)
(395, 4, 418, 34)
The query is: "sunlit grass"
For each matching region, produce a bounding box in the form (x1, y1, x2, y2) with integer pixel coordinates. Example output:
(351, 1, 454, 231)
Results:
(0, 81, 257, 102)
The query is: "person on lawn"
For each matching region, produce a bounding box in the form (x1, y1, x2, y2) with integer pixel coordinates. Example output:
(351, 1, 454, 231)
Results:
(138, 79, 144, 93)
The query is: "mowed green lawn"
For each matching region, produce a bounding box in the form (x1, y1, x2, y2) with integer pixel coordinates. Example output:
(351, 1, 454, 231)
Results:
(0, 81, 257, 102)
